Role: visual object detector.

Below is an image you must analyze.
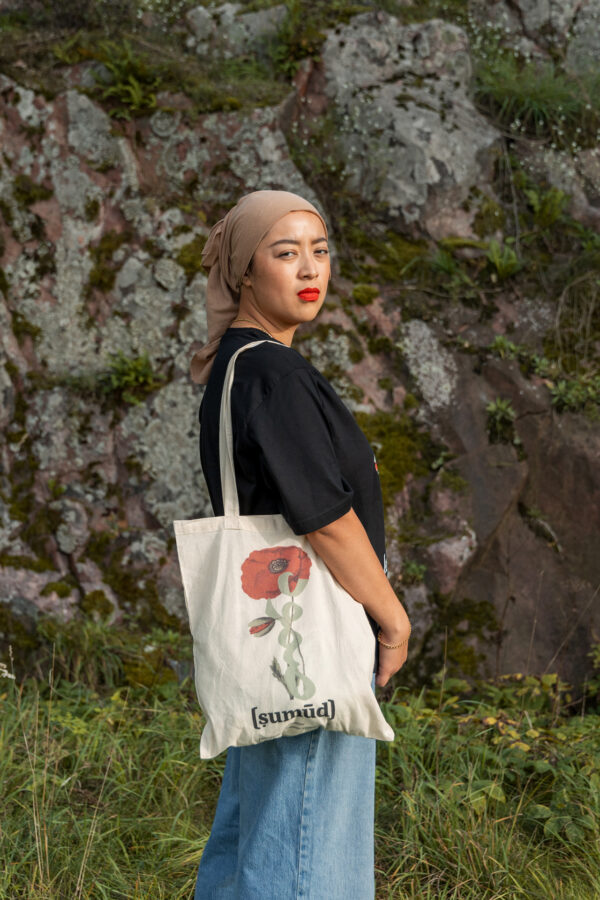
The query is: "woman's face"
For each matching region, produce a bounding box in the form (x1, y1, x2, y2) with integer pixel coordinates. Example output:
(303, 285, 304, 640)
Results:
(241, 210, 330, 328)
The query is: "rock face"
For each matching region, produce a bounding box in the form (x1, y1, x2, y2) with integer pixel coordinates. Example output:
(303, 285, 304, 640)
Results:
(185, 3, 287, 59)
(0, 56, 323, 642)
(2, 5, 600, 692)
(298, 13, 501, 237)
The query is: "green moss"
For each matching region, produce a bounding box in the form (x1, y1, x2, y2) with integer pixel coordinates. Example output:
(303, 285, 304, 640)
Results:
(142, 238, 162, 259)
(37, 243, 56, 277)
(378, 377, 394, 392)
(342, 228, 429, 282)
(40, 579, 76, 598)
(403, 393, 418, 410)
(122, 647, 178, 688)
(20, 504, 63, 556)
(87, 228, 131, 296)
(85, 530, 180, 630)
(13, 173, 53, 208)
(0, 198, 14, 227)
(0, 266, 9, 297)
(11, 310, 41, 344)
(81, 589, 114, 620)
(425, 592, 499, 679)
(175, 234, 207, 284)
(47, 478, 66, 500)
(352, 283, 379, 306)
(473, 196, 506, 237)
(439, 468, 469, 494)
(84, 196, 100, 222)
(0, 553, 55, 573)
(0, 602, 38, 653)
(354, 409, 439, 506)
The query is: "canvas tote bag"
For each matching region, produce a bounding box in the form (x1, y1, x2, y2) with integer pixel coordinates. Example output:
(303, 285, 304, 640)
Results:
(173, 340, 394, 758)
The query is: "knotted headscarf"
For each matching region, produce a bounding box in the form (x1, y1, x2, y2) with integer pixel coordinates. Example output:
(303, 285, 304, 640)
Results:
(190, 190, 328, 384)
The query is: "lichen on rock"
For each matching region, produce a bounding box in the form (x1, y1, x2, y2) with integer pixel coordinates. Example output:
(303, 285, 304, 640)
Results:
(399, 319, 458, 414)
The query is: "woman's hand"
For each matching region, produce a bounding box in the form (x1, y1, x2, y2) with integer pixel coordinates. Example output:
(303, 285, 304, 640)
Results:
(376, 642, 409, 687)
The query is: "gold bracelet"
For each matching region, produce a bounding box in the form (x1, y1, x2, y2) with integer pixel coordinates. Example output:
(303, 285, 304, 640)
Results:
(377, 627, 410, 649)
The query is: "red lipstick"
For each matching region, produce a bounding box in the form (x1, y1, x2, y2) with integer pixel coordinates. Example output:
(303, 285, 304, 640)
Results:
(298, 288, 320, 302)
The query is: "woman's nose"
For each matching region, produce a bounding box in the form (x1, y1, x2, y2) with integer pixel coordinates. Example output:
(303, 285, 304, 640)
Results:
(298, 253, 317, 278)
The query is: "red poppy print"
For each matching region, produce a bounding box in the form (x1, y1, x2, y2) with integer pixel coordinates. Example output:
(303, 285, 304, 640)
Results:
(241, 545, 311, 600)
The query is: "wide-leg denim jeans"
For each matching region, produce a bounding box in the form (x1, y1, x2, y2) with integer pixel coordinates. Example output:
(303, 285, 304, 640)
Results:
(194, 726, 376, 900)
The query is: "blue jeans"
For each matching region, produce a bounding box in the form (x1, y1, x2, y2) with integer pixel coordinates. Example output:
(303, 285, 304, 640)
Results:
(194, 726, 376, 899)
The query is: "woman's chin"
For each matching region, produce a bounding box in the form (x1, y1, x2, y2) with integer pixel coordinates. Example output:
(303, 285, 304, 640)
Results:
(296, 299, 325, 321)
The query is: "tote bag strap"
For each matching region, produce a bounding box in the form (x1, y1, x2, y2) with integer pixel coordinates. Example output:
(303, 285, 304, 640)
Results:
(218, 339, 286, 518)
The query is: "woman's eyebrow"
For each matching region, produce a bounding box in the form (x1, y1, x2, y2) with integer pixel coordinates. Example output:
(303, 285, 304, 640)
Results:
(268, 237, 328, 247)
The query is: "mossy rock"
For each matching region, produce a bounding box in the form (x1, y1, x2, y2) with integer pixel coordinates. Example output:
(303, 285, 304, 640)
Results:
(0, 553, 55, 573)
(473, 196, 506, 237)
(439, 468, 469, 494)
(84, 196, 101, 222)
(81, 589, 114, 620)
(354, 409, 440, 507)
(86, 228, 132, 296)
(40, 579, 76, 598)
(84, 530, 180, 630)
(12, 173, 53, 208)
(352, 283, 379, 306)
(122, 647, 177, 688)
(11, 310, 42, 344)
(175, 234, 207, 284)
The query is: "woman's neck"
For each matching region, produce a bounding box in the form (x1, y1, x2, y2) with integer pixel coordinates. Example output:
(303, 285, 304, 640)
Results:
(230, 308, 296, 346)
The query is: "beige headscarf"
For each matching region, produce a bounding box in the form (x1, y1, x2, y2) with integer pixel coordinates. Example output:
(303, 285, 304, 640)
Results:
(190, 190, 328, 384)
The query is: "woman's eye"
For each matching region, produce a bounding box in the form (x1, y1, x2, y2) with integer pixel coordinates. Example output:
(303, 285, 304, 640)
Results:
(316, 248, 329, 255)
(278, 251, 295, 258)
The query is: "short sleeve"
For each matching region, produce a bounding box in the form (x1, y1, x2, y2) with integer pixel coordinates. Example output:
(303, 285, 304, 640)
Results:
(246, 368, 354, 534)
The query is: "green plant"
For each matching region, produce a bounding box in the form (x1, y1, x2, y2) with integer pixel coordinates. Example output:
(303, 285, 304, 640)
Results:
(485, 238, 521, 281)
(486, 397, 516, 444)
(90, 39, 161, 119)
(550, 375, 600, 414)
(97, 351, 164, 405)
(428, 247, 477, 300)
(488, 335, 519, 360)
(402, 559, 427, 585)
(525, 187, 569, 229)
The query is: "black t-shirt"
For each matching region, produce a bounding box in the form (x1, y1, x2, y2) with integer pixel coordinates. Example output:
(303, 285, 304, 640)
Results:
(199, 327, 388, 638)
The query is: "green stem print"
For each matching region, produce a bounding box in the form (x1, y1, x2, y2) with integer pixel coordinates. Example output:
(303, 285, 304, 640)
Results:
(242, 546, 316, 701)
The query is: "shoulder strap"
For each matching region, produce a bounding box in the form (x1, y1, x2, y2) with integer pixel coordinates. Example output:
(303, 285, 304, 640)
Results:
(218, 339, 286, 518)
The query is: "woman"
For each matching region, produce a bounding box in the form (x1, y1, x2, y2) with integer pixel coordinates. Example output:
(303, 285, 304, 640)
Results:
(190, 190, 411, 899)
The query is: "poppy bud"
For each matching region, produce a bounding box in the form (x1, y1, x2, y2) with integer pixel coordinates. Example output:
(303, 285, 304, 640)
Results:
(248, 617, 276, 637)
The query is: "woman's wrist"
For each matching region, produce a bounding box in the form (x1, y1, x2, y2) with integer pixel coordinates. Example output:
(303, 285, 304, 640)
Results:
(377, 620, 411, 648)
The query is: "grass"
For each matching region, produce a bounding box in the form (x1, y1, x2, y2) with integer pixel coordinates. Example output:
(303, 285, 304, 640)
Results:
(2, 621, 599, 898)
(474, 53, 600, 152)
